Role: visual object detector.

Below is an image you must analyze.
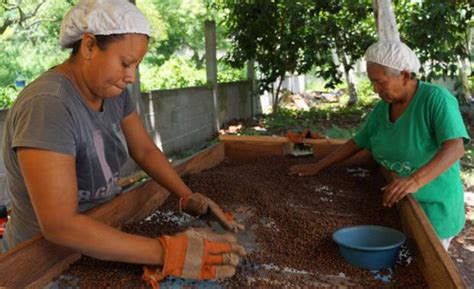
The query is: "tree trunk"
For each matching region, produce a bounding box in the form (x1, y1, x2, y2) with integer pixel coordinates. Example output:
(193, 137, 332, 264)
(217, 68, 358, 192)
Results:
(459, 56, 471, 102)
(193, 51, 205, 70)
(458, 27, 472, 101)
(272, 76, 284, 113)
(340, 52, 358, 106)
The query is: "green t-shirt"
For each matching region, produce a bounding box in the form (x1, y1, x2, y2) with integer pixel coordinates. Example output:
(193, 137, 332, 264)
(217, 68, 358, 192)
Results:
(353, 81, 470, 238)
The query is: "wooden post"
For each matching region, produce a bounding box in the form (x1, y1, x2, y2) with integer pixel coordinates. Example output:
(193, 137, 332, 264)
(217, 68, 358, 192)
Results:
(205, 20, 220, 132)
(247, 59, 258, 117)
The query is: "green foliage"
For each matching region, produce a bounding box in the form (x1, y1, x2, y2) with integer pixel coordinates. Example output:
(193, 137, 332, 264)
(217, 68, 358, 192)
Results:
(219, 0, 472, 108)
(217, 60, 246, 83)
(140, 0, 227, 69)
(303, 0, 376, 89)
(139, 56, 247, 91)
(231, 105, 369, 139)
(0, 0, 241, 99)
(324, 124, 356, 139)
(218, 0, 376, 111)
(461, 148, 474, 189)
(470, 75, 474, 95)
(139, 57, 206, 91)
(354, 77, 377, 106)
(304, 77, 328, 92)
(0, 0, 72, 106)
(396, 0, 473, 82)
(264, 109, 305, 132)
(0, 85, 19, 109)
(218, 1, 311, 111)
(1, 0, 471, 110)
(238, 127, 265, 136)
(0, 0, 71, 87)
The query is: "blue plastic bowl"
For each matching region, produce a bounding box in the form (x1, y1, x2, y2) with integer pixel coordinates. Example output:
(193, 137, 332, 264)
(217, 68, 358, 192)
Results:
(332, 225, 406, 270)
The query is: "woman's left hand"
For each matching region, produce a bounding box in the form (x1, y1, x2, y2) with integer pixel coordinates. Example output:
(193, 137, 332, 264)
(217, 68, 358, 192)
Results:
(180, 193, 245, 233)
(381, 175, 422, 207)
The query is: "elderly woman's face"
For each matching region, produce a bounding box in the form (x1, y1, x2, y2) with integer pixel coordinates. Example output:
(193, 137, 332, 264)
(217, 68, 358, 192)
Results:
(367, 63, 406, 104)
(84, 34, 148, 99)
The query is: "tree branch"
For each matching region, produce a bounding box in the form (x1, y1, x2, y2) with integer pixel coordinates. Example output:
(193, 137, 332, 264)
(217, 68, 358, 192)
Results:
(0, 0, 47, 33)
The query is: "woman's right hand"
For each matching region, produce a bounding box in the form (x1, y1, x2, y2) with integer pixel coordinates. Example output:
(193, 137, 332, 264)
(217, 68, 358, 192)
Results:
(288, 163, 323, 176)
(180, 193, 245, 233)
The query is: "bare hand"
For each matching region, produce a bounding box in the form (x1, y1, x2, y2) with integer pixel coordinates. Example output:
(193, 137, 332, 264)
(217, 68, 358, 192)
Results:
(288, 163, 322, 176)
(381, 176, 421, 207)
(181, 193, 245, 232)
(206, 198, 245, 233)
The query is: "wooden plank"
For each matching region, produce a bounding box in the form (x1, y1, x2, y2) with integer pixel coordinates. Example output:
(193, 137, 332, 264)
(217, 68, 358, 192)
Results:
(224, 142, 288, 160)
(219, 134, 288, 143)
(220, 135, 374, 165)
(380, 168, 467, 289)
(87, 181, 170, 227)
(117, 170, 148, 188)
(219, 134, 346, 145)
(0, 236, 78, 289)
(175, 143, 225, 176)
(220, 135, 288, 160)
(400, 197, 467, 289)
(27, 254, 81, 289)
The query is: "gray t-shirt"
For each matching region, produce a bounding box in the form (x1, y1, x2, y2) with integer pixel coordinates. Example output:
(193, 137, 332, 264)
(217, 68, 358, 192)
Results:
(1, 70, 135, 252)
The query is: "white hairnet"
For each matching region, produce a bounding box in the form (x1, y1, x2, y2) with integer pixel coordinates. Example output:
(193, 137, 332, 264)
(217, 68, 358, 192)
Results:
(365, 41, 421, 73)
(59, 0, 150, 48)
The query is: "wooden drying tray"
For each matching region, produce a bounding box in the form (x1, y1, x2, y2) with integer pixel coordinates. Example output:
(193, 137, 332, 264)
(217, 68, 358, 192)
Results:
(220, 134, 467, 289)
(0, 135, 466, 288)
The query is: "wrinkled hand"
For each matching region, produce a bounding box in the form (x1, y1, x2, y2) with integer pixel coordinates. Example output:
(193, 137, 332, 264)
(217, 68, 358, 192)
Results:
(180, 193, 245, 232)
(143, 227, 247, 289)
(288, 163, 322, 176)
(381, 175, 421, 207)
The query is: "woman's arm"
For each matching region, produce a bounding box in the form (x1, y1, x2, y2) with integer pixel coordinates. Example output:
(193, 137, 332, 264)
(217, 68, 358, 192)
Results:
(288, 139, 363, 176)
(121, 111, 193, 199)
(382, 138, 465, 207)
(17, 148, 164, 264)
(121, 111, 245, 232)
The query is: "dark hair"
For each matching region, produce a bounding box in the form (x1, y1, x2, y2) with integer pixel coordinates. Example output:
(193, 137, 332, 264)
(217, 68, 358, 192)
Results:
(70, 34, 126, 55)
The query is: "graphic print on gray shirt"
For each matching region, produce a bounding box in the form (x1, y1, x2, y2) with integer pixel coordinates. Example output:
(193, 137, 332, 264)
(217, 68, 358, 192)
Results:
(1, 70, 135, 252)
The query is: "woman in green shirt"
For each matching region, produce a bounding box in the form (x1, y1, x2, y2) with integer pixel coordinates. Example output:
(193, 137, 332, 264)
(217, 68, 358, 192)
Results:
(289, 41, 469, 250)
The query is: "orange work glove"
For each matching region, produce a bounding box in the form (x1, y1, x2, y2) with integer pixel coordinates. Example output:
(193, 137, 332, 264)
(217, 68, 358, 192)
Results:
(180, 193, 245, 233)
(143, 228, 246, 289)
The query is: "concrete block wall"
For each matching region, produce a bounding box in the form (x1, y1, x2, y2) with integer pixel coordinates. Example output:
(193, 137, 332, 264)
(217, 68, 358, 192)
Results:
(217, 81, 253, 124)
(141, 80, 254, 157)
(141, 86, 216, 156)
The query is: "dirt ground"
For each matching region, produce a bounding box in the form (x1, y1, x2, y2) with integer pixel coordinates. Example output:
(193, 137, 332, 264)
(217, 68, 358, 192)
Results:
(453, 125, 474, 289)
(448, 191, 474, 288)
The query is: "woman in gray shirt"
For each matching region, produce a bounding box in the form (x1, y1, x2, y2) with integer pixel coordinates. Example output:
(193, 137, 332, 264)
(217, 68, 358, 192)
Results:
(2, 0, 245, 285)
